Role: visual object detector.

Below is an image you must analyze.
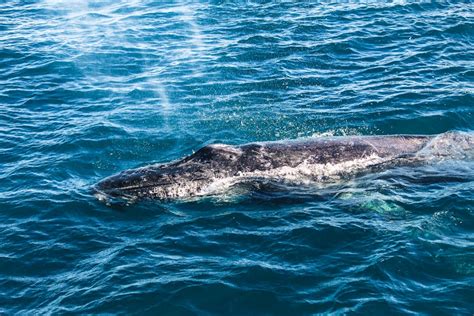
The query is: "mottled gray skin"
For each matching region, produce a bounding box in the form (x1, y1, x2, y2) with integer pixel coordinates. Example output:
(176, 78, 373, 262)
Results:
(94, 135, 433, 202)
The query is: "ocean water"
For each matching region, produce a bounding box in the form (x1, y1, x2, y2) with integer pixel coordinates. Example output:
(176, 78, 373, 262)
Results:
(1, 0, 473, 314)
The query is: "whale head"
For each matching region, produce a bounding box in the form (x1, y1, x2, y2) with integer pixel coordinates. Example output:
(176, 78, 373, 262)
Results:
(93, 145, 243, 203)
(93, 163, 211, 203)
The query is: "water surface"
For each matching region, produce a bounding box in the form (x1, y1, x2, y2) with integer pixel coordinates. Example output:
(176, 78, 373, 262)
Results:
(0, 1, 473, 314)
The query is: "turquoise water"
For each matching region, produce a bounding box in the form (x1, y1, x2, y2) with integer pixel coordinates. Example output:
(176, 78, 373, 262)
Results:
(1, 1, 473, 314)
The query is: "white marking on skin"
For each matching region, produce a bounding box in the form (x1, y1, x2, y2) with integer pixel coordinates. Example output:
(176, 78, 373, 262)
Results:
(362, 139, 380, 154)
(208, 144, 243, 155)
(198, 154, 388, 197)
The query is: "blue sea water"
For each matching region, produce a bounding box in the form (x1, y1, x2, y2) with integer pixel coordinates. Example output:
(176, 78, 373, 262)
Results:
(1, 0, 473, 314)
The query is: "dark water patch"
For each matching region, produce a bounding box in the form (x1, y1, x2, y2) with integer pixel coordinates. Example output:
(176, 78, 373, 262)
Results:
(1, 0, 474, 314)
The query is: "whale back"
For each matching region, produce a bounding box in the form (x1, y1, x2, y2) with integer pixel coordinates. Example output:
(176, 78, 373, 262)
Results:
(233, 135, 432, 170)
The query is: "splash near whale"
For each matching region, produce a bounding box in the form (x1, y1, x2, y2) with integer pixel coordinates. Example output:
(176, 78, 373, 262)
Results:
(93, 132, 473, 204)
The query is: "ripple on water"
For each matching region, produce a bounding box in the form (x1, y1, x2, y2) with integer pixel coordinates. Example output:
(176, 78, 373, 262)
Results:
(0, 1, 473, 314)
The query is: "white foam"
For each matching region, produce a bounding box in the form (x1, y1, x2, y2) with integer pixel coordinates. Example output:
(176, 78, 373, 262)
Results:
(416, 131, 474, 160)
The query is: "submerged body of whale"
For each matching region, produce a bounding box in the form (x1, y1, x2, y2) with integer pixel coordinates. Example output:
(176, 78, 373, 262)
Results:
(94, 132, 473, 203)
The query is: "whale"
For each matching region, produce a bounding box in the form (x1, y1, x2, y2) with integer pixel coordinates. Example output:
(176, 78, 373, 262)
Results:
(93, 132, 473, 203)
